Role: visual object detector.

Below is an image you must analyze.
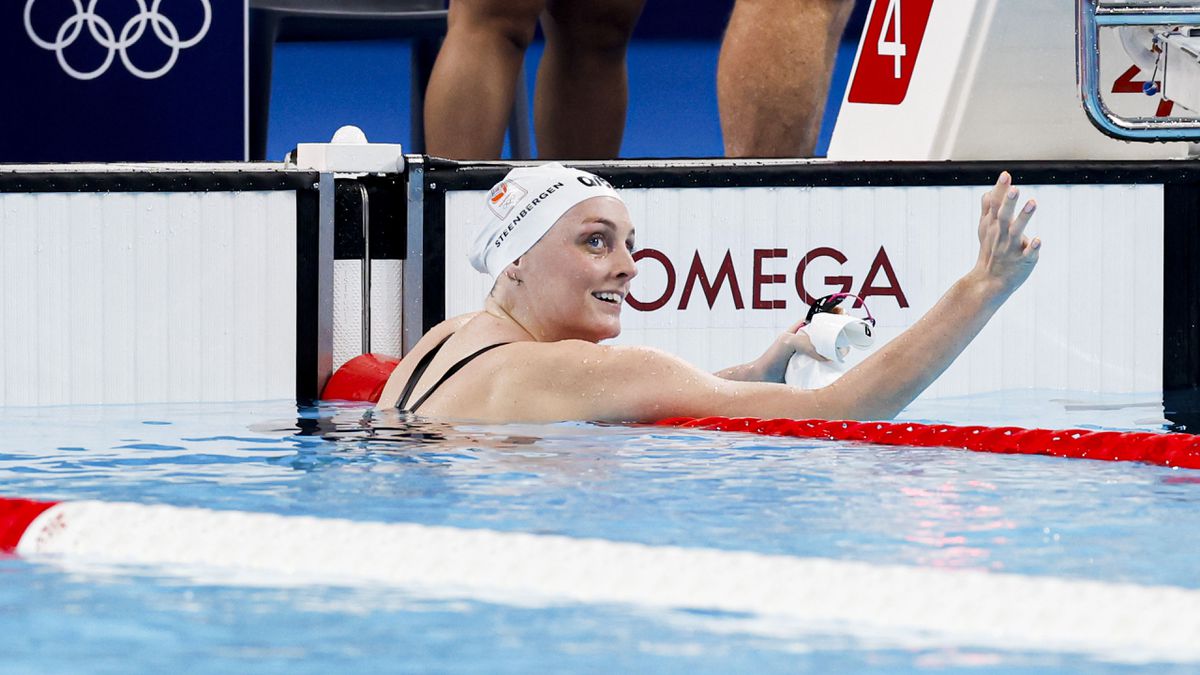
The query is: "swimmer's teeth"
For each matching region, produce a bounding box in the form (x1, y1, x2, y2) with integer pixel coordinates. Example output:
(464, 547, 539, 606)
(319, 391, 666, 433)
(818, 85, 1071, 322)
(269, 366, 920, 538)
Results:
(594, 292, 622, 304)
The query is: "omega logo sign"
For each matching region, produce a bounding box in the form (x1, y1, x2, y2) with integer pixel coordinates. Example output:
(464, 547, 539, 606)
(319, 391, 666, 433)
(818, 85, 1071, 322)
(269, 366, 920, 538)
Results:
(628, 246, 909, 312)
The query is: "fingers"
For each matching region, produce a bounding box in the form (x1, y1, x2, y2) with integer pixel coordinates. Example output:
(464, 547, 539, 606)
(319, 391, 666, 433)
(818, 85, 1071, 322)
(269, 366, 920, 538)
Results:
(1015, 232, 1042, 264)
(986, 171, 1011, 216)
(976, 172, 1042, 285)
(783, 331, 830, 362)
(997, 186, 1020, 231)
(986, 172, 1039, 244)
(1010, 198, 1037, 240)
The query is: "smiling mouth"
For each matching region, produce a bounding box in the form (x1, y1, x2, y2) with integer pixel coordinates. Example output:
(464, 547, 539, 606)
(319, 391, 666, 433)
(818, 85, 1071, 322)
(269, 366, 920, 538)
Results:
(592, 291, 623, 305)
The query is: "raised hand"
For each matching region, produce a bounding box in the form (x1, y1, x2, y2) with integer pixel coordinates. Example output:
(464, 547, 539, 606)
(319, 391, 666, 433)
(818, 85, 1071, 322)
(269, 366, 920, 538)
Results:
(974, 171, 1041, 298)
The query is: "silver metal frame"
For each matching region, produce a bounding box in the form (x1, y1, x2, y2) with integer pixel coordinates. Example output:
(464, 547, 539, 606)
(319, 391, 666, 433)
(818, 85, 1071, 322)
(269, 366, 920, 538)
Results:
(314, 172, 337, 398)
(403, 156, 426, 355)
(357, 182, 372, 355)
(1077, 0, 1200, 140)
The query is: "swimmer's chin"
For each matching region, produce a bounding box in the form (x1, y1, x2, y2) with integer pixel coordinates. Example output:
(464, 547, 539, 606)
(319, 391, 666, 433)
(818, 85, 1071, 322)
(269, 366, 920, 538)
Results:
(596, 323, 623, 342)
(571, 319, 623, 343)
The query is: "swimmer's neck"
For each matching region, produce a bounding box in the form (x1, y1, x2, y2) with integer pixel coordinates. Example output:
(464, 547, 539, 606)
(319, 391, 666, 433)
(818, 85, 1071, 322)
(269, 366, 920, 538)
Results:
(482, 295, 540, 342)
(480, 295, 602, 344)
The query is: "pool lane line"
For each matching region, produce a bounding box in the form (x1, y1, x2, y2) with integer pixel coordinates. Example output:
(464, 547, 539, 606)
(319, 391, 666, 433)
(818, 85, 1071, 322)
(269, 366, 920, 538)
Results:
(0, 497, 57, 552)
(2, 496, 1199, 663)
(656, 417, 1200, 469)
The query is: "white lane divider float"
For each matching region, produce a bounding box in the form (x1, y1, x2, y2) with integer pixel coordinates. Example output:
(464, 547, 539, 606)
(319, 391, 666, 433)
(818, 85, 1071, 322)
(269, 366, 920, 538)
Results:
(3, 496, 1199, 663)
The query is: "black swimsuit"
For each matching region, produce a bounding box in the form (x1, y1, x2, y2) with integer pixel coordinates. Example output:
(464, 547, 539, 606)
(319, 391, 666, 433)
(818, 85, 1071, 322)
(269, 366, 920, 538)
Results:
(394, 334, 510, 413)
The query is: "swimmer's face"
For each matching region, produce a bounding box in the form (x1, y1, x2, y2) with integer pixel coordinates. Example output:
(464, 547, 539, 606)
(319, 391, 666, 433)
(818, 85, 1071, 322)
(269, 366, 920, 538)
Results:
(515, 196, 637, 342)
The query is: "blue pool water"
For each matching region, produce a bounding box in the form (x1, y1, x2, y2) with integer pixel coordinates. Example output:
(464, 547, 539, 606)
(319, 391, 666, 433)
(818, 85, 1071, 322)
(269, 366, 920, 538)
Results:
(1, 392, 1198, 673)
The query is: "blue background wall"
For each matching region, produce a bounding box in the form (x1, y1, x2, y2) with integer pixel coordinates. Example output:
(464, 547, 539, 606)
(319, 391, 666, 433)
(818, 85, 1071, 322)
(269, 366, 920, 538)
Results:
(5, 0, 245, 162)
(266, 1, 869, 160)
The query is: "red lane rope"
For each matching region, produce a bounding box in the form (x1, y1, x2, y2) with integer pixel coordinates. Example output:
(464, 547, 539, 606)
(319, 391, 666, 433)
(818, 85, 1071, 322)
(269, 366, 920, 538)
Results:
(0, 498, 57, 554)
(655, 417, 1200, 470)
(320, 354, 1200, 470)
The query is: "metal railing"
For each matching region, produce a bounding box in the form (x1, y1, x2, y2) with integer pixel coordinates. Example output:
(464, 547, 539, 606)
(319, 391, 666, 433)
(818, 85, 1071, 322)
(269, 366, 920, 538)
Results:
(1077, 0, 1200, 140)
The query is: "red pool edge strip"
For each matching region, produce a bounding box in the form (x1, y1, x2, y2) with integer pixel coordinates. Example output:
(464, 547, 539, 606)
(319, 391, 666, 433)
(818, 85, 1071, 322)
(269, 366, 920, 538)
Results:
(0, 498, 57, 554)
(654, 417, 1200, 470)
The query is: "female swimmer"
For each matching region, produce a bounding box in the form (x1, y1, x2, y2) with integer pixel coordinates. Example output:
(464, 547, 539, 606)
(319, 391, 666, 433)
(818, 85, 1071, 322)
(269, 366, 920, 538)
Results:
(378, 163, 1039, 423)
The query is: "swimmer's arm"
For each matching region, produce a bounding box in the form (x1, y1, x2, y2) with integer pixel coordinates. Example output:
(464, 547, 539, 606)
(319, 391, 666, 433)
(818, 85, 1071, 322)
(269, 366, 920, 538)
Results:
(535, 272, 1013, 423)
(785, 171, 1041, 420)
(714, 319, 823, 383)
(509, 342, 832, 423)
(817, 272, 1009, 419)
(783, 171, 1041, 420)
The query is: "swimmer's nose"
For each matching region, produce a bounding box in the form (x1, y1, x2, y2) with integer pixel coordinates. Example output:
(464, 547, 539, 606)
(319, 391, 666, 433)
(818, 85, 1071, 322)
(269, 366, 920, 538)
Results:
(615, 245, 638, 280)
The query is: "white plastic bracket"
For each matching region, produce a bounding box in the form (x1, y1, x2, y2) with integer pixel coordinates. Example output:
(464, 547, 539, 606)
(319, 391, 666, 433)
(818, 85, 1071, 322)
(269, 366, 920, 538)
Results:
(290, 125, 405, 174)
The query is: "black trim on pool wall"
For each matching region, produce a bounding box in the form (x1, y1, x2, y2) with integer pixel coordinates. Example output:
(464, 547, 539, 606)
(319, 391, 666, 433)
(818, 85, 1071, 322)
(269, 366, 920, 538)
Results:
(1163, 184, 1200, 431)
(424, 157, 1200, 192)
(333, 175, 407, 260)
(423, 175, 448, 335)
(294, 179, 328, 405)
(0, 171, 319, 193)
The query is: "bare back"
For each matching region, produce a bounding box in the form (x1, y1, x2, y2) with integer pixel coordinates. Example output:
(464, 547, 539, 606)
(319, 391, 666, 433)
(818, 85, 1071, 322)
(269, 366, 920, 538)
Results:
(378, 311, 820, 424)
(378, 311, 735, 423)
(379, 312, 501, 418)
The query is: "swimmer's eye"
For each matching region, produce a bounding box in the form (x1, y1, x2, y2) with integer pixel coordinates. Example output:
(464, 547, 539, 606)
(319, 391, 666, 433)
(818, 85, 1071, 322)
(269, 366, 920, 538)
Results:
(585, 233, 608, 251)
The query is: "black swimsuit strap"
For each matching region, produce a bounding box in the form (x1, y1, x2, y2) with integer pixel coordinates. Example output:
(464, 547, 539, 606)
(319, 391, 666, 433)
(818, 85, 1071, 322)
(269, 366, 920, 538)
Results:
(395, 333, 453, 411)
(404, 342, 511, 414)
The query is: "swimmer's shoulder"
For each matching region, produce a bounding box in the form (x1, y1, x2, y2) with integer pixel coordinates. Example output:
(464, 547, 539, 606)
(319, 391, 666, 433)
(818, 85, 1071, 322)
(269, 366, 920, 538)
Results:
(499, 339, 667, 361)
(429, 312, 478, 342)
(376, 312, 481, 408)
(488, 341, 721, 423)
(405, 312, 480, 351)
(494, 340, 699, 389)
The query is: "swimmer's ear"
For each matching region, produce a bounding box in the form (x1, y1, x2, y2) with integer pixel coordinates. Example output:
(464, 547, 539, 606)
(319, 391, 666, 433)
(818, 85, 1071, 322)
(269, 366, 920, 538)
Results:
(503, 261, 524, 286)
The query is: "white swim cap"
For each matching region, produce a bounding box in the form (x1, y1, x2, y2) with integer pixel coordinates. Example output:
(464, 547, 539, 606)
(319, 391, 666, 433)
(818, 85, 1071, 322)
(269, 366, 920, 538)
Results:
(784, 313, 877, 389)
(803, 312, 875, 363)
(468, 163, 623, 279)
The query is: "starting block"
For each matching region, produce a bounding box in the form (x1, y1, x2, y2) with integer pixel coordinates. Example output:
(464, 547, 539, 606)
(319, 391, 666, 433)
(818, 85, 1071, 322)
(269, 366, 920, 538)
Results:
(828, 0, 1200, 160)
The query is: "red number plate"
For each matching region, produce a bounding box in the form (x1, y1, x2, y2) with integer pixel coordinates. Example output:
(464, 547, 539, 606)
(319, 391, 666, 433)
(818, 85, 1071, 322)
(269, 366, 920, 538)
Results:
(847, 0, 937, 105)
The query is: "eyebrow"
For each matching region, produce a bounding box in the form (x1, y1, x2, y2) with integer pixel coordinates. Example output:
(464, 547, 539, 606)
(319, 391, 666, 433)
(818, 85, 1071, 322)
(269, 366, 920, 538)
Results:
(587, 218, 636, 239)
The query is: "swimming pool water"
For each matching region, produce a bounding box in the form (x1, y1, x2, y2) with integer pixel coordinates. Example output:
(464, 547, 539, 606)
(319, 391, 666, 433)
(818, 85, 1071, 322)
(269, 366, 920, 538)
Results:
(1, 391, 1197, 673)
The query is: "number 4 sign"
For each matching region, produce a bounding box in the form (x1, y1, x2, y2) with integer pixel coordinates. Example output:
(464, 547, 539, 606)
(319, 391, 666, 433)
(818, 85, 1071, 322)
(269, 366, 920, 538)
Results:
(847, 0, 936, 105)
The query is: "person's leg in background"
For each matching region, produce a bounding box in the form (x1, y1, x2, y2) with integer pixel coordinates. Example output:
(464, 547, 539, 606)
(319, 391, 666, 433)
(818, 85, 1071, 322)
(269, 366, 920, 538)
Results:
(717, 0, 856, 157)
(424, 0, 545, 159)
(535, 0, 647, 159)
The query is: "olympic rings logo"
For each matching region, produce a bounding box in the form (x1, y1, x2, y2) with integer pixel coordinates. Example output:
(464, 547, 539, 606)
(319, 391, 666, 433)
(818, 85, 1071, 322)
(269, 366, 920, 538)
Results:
(24, 0, 212, 80)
